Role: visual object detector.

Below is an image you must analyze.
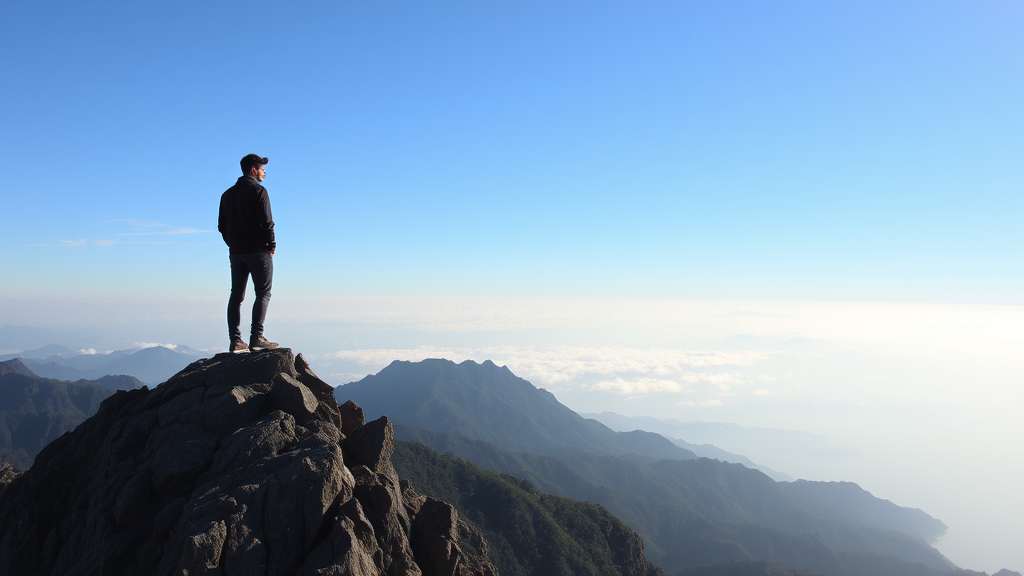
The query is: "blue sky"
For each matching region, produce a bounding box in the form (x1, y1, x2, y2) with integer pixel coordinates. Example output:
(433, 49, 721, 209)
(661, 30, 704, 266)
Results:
(1, 1, 1020, 302)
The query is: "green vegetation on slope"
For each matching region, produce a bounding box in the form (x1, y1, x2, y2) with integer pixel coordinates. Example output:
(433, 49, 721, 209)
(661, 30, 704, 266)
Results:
(393, 439, 660, 576)
(0, 364, 113, 470)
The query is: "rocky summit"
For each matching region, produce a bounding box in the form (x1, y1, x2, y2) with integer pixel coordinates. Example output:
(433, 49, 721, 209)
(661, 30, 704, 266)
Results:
(0, 349, 498, 576)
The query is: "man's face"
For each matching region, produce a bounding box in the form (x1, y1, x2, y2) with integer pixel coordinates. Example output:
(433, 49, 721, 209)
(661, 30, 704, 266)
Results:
(251, 164, 266, 182)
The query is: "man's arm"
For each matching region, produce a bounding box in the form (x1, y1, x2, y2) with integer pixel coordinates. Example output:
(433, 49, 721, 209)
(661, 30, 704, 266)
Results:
(217, 193, 229, 245)
(258, 188, 276, 252)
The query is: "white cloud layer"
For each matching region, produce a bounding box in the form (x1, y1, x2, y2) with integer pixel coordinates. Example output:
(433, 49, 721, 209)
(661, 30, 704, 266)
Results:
(322, 345, 772, 391)
(591, 378, 693, 395)
(676, 399, 724, 407)
(133, 342, 178, 350)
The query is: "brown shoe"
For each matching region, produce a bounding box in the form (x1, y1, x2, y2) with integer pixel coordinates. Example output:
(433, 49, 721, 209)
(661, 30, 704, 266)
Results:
(229, 337, 249, 353)
(249, 335, 279, 350)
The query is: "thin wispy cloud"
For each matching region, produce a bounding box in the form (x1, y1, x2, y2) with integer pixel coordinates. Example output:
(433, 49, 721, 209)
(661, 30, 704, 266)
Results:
(26, 219, 214, 247)
(27, 238, 214, 248)
(46, 238, 121, 247)
(97, 219, 212, 236)
(117, 229, 207, 236)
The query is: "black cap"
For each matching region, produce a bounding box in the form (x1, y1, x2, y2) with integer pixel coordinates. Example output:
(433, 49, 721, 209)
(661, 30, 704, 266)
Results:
(240, 153, 269, 174)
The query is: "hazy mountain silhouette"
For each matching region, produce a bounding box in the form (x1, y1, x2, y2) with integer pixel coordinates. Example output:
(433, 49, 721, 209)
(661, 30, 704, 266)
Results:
(586, 412, 858, 459)
(676, 560, 819, 576)
(336, 358, 971, 576)
(0, 344, 76, 361)
(0, 325, 97, 352)
(337, 358, 696, 462)
(18, 345, 203, 385)
(576, 415, 793, 481)
(786, 480, 947, 547)
(0, 352, 145, 392)
(663, 437, 792, 481)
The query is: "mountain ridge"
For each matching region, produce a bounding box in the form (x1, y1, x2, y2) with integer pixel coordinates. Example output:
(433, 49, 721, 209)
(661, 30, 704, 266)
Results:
(336, 357, 970, 576)
(337, 358, 696, 462)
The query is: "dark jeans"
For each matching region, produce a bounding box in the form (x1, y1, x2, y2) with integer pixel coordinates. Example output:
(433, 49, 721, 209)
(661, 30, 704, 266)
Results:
(227, 250, 273, 340)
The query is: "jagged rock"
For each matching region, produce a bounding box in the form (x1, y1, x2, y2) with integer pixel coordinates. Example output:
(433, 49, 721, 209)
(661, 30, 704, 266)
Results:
(0, 349, 497, 576)
(294, 353, 344, 431)
(411, 498, 461, 576)
(270, 372, 321, 426)
(345, 415, 395, 473)
(402, 480, 499, 576)
(341, 400, 365, 436)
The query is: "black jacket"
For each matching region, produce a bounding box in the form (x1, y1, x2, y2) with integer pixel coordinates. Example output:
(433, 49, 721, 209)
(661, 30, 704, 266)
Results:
(218, 175, 276, 254)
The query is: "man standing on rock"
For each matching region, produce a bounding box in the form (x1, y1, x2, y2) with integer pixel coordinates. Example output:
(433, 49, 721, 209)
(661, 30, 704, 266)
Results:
(218, 153, 279, 353)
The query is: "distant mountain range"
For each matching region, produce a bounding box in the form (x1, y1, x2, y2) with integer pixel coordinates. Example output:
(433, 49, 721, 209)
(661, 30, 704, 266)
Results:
(584, 412, 858, 460)
(0, 325, 97, 352)
(0, 344, 204, 386)
(0, 359, 120, 470)
(337, 358, 976, 576)
(578, 415, 794, 482)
